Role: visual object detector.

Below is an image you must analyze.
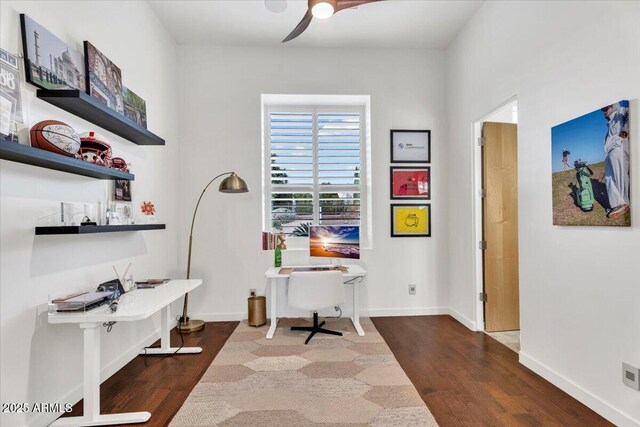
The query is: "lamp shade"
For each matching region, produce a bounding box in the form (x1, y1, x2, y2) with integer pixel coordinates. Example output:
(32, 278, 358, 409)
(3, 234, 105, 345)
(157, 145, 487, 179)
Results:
(219, 172, 249, 193)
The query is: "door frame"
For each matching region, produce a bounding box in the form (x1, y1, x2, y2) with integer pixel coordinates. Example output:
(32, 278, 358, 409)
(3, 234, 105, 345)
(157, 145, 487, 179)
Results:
(471, 95, 518, 331)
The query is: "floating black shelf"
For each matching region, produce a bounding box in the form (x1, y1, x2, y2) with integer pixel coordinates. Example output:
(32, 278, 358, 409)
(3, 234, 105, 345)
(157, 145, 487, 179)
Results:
(0, 142, 135, 180)
(35, 224, 166, 235)
(37, 90, 165, 146)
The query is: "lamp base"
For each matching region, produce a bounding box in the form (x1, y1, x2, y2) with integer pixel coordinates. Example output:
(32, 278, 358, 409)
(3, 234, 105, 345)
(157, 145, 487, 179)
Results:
(177, 318, 205, 333)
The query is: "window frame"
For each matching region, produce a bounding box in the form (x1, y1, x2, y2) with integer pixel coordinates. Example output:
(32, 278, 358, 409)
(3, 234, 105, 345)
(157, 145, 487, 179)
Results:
(263, 104, 369, 249)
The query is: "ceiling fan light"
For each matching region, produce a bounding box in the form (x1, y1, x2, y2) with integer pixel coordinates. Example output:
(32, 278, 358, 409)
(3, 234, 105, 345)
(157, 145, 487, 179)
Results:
(311, 1, 335, 19)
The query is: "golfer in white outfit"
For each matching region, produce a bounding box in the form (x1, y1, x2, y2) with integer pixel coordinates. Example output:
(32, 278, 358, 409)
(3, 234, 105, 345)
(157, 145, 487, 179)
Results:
(602, 102, 630, 219)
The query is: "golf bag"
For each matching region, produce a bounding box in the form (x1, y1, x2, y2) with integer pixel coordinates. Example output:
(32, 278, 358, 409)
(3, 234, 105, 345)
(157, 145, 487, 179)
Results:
(574, 160, 594, 212)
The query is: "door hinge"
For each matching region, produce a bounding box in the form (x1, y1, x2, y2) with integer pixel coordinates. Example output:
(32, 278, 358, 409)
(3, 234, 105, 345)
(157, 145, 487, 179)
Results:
(478, 136, 485, 147)
(479, 240, 487, 250)
(479, 292, 487, 302)
(479, 188, 486, 198)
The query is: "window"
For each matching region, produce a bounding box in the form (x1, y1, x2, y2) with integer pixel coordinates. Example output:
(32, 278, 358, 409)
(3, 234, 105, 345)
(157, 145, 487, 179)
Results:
(263, 104, 369, 246)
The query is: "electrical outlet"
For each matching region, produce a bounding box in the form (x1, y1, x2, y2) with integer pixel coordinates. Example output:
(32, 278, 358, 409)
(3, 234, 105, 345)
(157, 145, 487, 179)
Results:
(409, 284, 416, 295)
(249, 288, 256, 297)
(622, 362, 640, 391)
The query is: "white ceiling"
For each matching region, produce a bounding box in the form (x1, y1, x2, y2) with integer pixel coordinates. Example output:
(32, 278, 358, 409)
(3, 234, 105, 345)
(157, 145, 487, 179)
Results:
(148, 0, 484, 49)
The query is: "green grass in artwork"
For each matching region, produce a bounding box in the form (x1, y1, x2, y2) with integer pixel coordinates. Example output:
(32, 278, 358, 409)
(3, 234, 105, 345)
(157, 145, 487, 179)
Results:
(29, 64, 67, 89)
(552, 161, 630, 226)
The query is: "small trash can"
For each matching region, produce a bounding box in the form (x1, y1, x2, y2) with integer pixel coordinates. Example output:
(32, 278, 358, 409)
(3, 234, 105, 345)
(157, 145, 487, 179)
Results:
(248, 295, 267, 327)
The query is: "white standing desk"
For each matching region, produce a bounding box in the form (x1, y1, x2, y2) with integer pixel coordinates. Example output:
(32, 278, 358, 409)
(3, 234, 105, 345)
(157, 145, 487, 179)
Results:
(264, 265, 366, 339)
(47, 279, 203, 426)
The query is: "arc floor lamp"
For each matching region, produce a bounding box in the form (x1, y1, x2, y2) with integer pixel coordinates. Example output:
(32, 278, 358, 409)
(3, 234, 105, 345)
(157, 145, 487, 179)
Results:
(178, 172, 249, 333)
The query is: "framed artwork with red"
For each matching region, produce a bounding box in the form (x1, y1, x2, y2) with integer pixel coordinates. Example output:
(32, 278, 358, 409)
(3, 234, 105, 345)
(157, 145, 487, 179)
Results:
(390, 166, 431, 200)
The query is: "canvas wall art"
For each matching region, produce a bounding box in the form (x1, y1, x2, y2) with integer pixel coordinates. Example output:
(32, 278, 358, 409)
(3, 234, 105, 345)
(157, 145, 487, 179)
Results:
(20, 14, 85, 91)
(551, 100, 630, 226)
(122, 86, 147, 128)
(84, 41, 123, 114)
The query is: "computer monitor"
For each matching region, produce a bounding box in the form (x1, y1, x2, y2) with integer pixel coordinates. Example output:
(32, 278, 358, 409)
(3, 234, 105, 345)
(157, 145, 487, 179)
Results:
(309, 225, 360, 261)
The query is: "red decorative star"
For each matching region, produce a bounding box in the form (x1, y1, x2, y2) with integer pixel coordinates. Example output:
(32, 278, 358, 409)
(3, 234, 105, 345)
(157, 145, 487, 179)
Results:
(140, 201, 156, 216)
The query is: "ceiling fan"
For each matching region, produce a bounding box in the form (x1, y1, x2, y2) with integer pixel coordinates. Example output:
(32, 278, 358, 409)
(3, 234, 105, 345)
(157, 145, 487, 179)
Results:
(282, 0, 384, 43)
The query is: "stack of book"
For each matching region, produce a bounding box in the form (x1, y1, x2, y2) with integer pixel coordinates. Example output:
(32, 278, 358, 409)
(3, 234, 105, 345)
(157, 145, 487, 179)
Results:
(261, 232, 277, 250)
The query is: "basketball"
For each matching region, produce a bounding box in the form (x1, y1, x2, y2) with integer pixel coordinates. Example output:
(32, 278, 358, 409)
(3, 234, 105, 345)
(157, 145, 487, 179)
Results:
(30, 120, 81, 157)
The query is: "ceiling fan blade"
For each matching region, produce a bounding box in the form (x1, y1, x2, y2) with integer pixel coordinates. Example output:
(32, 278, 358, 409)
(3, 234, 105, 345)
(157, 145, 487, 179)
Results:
(335, 0, 384, 13)
(282, 9, 313, 43)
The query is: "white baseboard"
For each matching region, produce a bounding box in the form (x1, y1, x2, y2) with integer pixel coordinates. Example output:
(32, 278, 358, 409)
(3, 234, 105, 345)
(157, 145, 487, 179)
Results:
(196, 312, 246, 321)
(519, 352, 640, 427)
(193, 307, 452, 322)
(446, 307, 477, 330)
(363, 307, 449, 317)
(27, 321, 176, 427)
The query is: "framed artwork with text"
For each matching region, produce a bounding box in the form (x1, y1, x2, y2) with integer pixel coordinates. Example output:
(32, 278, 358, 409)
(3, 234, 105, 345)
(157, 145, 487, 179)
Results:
(390, 166, 431, 200)
(390, 129, 430, 163)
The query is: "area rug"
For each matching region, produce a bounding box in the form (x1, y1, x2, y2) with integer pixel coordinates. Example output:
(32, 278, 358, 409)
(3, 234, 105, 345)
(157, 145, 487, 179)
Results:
(170, 317, 438, 426)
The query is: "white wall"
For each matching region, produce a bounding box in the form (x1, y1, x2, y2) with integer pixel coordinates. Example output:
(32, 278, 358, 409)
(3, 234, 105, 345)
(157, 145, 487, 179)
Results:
(0, 2, 179, 426)
(446, 1, 640, 426)
(177, 46, 449, 321)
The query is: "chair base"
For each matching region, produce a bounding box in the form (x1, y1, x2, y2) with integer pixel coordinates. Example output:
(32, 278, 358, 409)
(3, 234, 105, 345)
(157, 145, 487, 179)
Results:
(291, 312, 342, 344)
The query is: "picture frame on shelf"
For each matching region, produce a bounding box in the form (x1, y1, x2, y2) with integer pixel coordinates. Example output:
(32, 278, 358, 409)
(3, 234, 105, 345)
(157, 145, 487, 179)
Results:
(122, 86, 147, 129)
(114, 179, 131, 202)
(19, 14, 86, 91)
(390, 203, 431, 237)
(390, 129, 431, 163)
(84, 41, 123, 114)
(115, 202, 133, 225)
(390, 166, 431, 200)
(1, 48, 25, 144)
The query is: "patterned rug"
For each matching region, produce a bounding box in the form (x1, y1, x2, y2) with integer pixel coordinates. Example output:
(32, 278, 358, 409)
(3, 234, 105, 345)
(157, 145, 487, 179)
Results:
(170, 317, 438, 426)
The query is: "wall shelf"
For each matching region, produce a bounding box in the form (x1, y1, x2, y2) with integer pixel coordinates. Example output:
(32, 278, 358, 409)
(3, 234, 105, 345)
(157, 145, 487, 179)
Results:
(35, 224, 166, 235)
(36, 90, 165, 146)
(0, 142, 135, 180)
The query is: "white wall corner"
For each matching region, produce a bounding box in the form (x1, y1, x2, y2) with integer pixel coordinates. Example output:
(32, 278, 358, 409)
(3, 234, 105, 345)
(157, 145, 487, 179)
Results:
(519, 352, 640, 427)
(446, 307, 477, 331)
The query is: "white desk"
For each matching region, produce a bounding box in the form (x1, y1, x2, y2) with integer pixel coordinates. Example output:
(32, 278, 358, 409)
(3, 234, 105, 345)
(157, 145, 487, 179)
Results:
(264, 265, 366, 339)
(48, 279, 202, 426)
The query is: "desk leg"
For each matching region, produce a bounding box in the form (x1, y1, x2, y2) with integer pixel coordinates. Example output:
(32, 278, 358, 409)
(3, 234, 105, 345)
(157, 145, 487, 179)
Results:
(50, 324, 151, 426)
(140, 305, 202, 355)
(266, 278, 278, 339)
(351, 281, 365, 336)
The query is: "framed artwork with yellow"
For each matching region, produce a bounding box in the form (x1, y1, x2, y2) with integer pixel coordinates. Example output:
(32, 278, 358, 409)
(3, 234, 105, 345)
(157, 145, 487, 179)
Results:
(390, 204, 431, 237)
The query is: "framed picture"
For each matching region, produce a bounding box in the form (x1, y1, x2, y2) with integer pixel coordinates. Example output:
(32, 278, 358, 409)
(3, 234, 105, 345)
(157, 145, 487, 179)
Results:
(115, 202, 133, 225)
(122, 86, 147, 128)
(20, 14, 86, 91)
(390, 166, 430, 200)
(114, 179, 131, 202)
(551, 100, 630, 226)
(390, 204, 431, 237)
(84, 41, 123, 114)
(390, 129, 431, 163)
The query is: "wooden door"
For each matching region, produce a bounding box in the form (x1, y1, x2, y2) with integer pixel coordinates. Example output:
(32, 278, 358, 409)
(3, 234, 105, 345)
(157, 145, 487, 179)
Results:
(482, 122, 519, 332)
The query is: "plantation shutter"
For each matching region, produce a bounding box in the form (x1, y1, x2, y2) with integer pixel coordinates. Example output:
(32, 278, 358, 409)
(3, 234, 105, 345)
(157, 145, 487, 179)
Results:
(268, 108, 362, 235)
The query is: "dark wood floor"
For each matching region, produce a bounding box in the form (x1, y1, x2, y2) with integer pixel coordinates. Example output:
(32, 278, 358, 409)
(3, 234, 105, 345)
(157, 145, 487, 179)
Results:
(372, 315, 613, 427)
(60, 316, 612, 426)
(62, 321, 238, 427)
